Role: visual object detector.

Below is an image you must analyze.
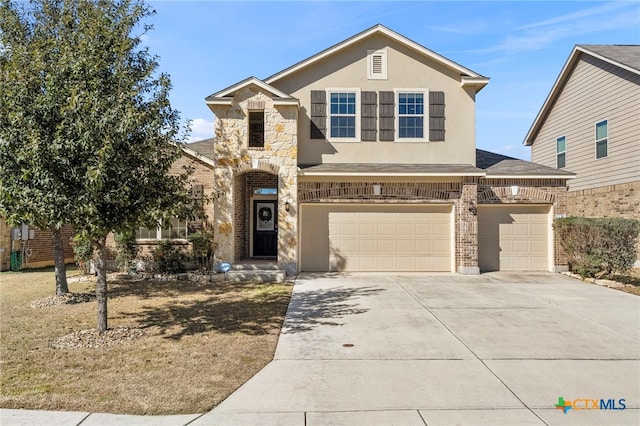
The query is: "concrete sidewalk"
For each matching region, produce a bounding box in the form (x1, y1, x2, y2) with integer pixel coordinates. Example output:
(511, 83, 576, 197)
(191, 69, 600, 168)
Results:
(2, 272, 639, 425)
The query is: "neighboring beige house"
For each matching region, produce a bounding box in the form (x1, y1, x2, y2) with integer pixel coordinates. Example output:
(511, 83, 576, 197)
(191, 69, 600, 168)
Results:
(199, 24, 574, 274)
(524, 45, 640, 264)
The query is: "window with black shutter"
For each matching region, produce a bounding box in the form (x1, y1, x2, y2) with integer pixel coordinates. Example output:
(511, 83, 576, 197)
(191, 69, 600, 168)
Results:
(310, 90, 326, 139)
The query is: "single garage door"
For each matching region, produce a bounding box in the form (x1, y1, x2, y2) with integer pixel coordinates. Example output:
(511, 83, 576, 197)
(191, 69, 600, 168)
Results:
(478, 205, 551, 272)
(300, 204, 452, 272)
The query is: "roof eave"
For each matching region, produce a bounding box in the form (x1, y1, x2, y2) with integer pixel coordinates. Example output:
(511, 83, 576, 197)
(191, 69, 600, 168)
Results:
(485, 174, 575, 179)
(206, 98, 233, 106)
(523, 46, 582, 146)
(178, 144, 216, 168)
(298, 171, 487, 177)
(461, 77, 490, 92)
(206, 76, 295, 102)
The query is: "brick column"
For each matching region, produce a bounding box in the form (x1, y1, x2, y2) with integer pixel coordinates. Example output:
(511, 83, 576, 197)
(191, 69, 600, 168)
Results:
(458, 178, 479, 274)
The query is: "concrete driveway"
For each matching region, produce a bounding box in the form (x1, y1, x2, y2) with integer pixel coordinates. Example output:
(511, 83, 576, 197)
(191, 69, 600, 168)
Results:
(196, 272, 640, 426)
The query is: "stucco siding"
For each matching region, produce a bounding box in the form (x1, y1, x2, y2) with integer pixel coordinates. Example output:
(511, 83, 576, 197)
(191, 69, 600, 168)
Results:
(531, 54, 640, 192)
(270, 33, 477, 166)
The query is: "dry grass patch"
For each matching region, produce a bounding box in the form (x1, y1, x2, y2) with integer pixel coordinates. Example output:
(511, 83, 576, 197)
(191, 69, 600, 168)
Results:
(0, 267, 292, 415)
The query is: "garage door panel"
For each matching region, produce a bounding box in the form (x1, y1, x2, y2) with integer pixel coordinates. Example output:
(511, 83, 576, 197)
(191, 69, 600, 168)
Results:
(302, 204, 452, 272)
(478, 205, 550, 272)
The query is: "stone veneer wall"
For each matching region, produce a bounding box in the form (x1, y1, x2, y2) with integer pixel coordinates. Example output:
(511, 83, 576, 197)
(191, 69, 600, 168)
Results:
(211, 85, 298, 274)
(478, 178, 569, 269)
(565, 181, 640, 262)
(298, 180, 479, 273)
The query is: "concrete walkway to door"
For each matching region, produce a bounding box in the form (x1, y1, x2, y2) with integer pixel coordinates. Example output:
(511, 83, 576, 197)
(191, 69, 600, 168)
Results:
(195, 272, 640, 426)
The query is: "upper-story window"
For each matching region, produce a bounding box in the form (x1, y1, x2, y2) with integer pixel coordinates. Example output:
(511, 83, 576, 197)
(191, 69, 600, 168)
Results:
(397, 92, 425, 139)
(328, 90, 359, 141)
(595, 119, 608, 159)
(556, 136, 566, 169)
(248, 111, 265, 148)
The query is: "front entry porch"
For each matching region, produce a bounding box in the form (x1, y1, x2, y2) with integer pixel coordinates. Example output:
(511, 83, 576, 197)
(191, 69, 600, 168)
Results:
(233, 170, 279, 262)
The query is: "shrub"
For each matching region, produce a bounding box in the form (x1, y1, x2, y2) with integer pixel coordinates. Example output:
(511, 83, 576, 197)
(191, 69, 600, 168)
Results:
(554, 217, 640, 278)
(71, 232, 94, 274)
(187, 231, 214, 272)
(114, 230, 138, 273)
(152, 240, 187, 273)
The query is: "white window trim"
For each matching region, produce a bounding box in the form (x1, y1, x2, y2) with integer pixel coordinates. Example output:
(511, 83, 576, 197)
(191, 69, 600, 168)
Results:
(595, 119, 608, 159)
(556, 135, 566, 169)
(137, 218, 189, 241)
(394, 88, 428, 142)
(326, 88, 360, 142)
(367, 49, 387, 80)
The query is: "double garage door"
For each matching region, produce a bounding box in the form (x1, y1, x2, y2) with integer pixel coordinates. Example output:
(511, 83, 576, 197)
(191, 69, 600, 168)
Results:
(300, 203, 551, 273)
(478, 205, 551, 272)
(300, 204, 452, 272)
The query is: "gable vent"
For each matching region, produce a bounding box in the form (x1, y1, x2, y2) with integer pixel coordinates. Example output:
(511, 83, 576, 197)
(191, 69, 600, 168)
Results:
(367, 49, 387, 80)
(372, 55, 383, 74)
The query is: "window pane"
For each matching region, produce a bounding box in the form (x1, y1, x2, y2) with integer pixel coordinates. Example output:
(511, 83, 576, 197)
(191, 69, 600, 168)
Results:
(399, 116, 423, 138)
(556, 136, 565, 153)
(596, 120, 607, 140)
(161, 218, 187, 239)
(398, 93, 424, 138)
(596, 140, 608, 159)
(557, 152, 565, 169)
(137, 226, 156, 239)
(329, 92, 356, 139)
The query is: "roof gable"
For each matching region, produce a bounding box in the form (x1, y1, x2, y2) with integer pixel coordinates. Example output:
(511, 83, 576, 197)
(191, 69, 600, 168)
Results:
(205, 76, 299, 106)
(264, 24, 488, 91)
(524, 44, 640, 146)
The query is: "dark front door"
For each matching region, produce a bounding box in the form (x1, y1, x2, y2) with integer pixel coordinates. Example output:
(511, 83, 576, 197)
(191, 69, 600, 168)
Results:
(253, 200, 277, 257)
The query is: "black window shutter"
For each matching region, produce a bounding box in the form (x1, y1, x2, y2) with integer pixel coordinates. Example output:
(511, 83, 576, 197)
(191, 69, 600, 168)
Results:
(379, 91, 395, 141)
(310, 90, 326, 139)
(361, 91, 377, 141)
(429, 91, 445, 141)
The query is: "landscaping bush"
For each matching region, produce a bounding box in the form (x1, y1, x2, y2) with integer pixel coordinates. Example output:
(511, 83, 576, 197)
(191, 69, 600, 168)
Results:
(114, 230, 138, 273)
(152, 240, 187, 273)
(71, 232, 94, 274)
(554, 217, 640, 278)
(187, 230, 214, 272)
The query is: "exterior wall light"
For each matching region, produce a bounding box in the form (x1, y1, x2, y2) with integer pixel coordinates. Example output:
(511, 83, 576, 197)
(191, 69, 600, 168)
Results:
(373, 184, 382, 196)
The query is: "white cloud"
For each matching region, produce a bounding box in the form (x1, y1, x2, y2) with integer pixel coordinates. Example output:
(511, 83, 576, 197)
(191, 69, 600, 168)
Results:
(186, 118, 214, 143)
(478, 2, 639, 55)
(518, 2, 629, 30)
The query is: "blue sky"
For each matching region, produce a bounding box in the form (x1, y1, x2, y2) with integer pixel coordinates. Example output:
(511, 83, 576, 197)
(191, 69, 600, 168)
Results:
(145, 1, 639, 160)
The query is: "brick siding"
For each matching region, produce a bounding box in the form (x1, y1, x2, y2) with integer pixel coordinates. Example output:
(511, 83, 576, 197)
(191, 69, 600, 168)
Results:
(566, 181, 640, 258)
(0, 220, 74, 271)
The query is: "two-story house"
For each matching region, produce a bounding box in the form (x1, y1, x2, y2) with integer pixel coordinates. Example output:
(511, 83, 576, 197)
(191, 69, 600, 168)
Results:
(524, 45, 640, 264)
(201, 24, 574, 275)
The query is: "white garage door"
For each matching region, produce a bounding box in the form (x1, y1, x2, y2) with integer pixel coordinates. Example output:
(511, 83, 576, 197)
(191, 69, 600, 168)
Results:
(478, 205, 550, 272)
(300, 204, 452, 272)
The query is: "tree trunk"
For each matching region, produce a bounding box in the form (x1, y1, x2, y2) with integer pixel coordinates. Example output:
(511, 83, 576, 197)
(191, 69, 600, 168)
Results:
(95, 236, 108, 332)
(52, 229, 69, 296)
